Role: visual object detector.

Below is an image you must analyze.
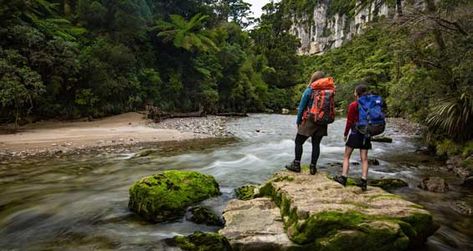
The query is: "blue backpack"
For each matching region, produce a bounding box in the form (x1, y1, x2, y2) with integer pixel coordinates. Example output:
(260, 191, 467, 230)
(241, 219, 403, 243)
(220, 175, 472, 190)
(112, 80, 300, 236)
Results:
(356, 95, 386, 137)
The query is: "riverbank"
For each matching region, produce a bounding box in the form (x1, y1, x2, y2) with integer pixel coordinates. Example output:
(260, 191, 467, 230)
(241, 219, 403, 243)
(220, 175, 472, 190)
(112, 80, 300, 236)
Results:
(0, 112, 231, 161)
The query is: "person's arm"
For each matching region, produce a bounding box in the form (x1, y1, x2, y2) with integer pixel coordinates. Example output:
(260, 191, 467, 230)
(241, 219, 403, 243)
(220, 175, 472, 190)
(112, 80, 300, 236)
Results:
(296, 88, 312, 125)
(344, 102, 357, 137)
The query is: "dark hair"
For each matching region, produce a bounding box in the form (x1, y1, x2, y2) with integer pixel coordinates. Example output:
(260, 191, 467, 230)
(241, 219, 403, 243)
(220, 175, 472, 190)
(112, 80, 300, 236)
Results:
(355, 84, 368, 97)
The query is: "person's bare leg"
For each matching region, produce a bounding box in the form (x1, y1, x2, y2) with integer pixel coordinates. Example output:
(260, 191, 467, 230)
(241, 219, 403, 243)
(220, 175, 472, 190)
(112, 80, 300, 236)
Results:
(360, 149, 369, 179)
(342, 146, 354, 177)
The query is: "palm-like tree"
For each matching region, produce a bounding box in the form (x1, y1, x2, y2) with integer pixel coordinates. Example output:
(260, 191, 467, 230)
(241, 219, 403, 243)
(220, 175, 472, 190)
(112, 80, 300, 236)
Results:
(155, 14, 218, 52)
(426, 92, 473, 141)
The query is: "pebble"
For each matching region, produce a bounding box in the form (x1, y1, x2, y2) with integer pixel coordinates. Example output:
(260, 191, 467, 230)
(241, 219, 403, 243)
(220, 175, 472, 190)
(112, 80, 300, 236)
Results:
(152, 115, 231, 137)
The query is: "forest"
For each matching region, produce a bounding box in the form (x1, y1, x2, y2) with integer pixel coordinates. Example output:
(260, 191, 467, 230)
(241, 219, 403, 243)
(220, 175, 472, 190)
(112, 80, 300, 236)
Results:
(0, 0, 472, 153)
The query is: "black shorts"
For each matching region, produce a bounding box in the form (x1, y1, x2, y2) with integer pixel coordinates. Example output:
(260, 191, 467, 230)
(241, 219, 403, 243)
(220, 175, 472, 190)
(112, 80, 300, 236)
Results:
(346, 132, 372, 150)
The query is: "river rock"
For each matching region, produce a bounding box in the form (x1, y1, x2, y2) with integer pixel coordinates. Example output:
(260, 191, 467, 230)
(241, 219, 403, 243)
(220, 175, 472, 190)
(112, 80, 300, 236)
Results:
(446, 156, 472, 179)
(234, 184, 260, 200)
(372, 136, 393, 143)
(187, 206, 224, 226)
(166, 231, 232, 251)
(368, 158, 380, 166)
(418, 177, 449, 193)
(221, 171, 437, 250)
(450, 201, 473, 217)
(463, 176, 473, 187)
(128, 170, 221, 222)
(220, 198, 303, 251)
(369, 178, 409, 190)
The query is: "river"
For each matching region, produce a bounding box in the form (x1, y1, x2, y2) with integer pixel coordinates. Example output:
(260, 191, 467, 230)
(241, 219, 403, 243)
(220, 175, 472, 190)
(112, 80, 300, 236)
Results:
(0, 114, 472, 250)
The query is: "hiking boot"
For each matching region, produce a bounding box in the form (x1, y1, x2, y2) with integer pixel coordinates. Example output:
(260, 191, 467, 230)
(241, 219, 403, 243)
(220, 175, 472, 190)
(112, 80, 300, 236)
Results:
(309, 164, 317, 175)
(357, 178, 368, 191)
(334, 175, 347, 186)
(285, 160, 301, 173)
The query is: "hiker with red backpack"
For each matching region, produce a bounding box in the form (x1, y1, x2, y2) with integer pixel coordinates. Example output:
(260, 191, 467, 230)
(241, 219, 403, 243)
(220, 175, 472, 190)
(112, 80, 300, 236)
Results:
(334, 84, 386, 191)
(286, 71, 336, 175)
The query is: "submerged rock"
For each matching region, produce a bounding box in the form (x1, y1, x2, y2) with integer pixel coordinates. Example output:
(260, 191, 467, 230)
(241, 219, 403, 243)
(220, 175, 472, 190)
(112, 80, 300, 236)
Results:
(450, 201, 473, 217)
(368, 158, 380, 166)
(221, 171, 438, 251)
(166, 231, 232, 251)
(447, 156, 472, 179)
(187, 206, 224, 226)
(234, 185, 260, 200)
(128, 170, 221, 222)
(463, 176, 473, 187)
(419, 177, 449, 193)
(369, 178, 409, 190)
(372, 136, 393, 143)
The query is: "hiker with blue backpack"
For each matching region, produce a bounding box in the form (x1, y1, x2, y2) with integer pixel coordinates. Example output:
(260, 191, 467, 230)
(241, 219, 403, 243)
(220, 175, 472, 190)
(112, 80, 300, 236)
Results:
(286, 71, 336, 175)
(334, 84, 386, 191)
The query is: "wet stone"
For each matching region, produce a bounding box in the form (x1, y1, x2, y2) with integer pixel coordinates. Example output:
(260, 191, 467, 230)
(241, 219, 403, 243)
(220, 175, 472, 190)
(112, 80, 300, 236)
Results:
(419, 177, 449, 193)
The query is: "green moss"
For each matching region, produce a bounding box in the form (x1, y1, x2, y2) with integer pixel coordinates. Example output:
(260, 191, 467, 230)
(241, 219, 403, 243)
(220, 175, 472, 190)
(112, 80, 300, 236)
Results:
(368, 194, 402, 202)
(369, 179, 408, 190)
(274, 175, 295, 182)
(400, 213, 439, 246)
(462, 141, 473, 158)
(188, 206, 223, 226)
(128, 170, 221, 222)
(288, 211, 366, 244)
(315, 224, 409, 251)
(436, 139, 461, 156)
(170, 232, 232, 251)
(234, 185, 259, 200)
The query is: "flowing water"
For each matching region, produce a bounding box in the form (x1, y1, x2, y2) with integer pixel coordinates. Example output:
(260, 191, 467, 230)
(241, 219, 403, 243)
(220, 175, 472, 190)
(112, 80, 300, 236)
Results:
(0, 114, 472, 250)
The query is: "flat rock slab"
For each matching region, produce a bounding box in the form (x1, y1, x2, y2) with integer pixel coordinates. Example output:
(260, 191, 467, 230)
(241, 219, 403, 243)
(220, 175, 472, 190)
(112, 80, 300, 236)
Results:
(222, 171, 438, 251)
(220, 198, 301, 251)
(260, 171, 438, 250)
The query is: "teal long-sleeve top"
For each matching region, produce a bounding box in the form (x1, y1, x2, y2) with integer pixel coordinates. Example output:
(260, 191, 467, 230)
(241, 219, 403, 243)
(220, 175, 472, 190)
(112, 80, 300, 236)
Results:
(296, 87, 313, 125)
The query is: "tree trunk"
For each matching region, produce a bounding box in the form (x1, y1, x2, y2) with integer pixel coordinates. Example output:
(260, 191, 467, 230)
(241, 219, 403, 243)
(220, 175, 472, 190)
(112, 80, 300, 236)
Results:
(424, 0, 446, 50)
(396, 0, 403, 16)
(64, 0, 72, 17)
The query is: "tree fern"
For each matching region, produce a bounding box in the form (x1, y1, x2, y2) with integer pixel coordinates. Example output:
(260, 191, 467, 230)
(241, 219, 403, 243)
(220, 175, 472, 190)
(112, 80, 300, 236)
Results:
(426, 92, 473, 141)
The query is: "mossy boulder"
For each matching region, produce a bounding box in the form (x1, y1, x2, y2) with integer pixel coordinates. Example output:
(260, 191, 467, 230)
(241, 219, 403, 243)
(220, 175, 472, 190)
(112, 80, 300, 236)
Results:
(369, 178, 409, 190)
(255, 171, 438, 250)
(234, 184, 260, 200)
(128, 170, 221, 222)
(187, 206, 224, 226)
(166, 231, 232, 251)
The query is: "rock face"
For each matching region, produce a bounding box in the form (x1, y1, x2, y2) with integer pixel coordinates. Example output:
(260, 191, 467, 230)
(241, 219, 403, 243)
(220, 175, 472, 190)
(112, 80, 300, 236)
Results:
(128, 170, 221, 222)
(287, 0, 423, 55)
(419, 177, 449, 193)
(221, 171, 438, 250)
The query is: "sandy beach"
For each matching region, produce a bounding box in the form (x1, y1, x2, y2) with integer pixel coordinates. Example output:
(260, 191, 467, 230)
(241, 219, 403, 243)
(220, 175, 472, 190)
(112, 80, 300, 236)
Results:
(0, 112, 228, 159)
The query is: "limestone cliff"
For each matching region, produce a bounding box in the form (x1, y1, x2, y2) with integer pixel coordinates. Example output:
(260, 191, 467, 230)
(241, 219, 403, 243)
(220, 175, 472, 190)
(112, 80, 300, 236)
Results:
(285, 0, 421, 54)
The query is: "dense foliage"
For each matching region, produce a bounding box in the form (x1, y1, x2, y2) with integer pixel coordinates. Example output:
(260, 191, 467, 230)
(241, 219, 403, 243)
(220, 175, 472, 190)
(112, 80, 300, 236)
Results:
(0, 0, 301, 123)
(1, 0, 471, 151)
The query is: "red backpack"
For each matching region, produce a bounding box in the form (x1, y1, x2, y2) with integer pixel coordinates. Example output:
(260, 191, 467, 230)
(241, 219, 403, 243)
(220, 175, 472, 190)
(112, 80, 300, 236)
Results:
(307, 77, 335, 125)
